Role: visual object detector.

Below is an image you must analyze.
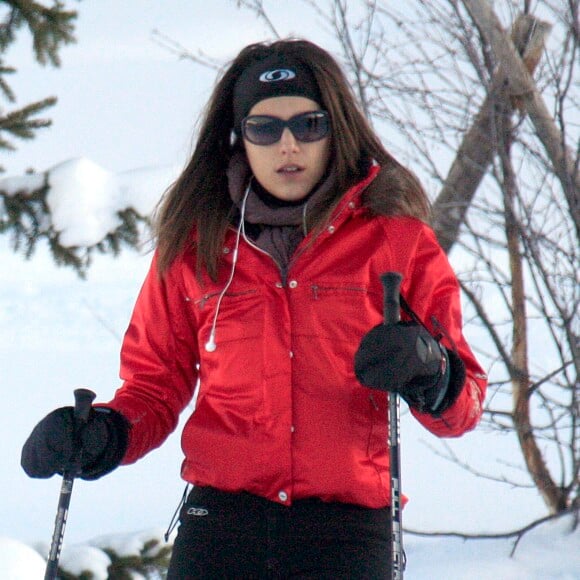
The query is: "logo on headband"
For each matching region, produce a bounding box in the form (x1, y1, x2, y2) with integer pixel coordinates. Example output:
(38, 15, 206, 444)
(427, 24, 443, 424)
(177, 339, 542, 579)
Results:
(259, 69, 296, 83)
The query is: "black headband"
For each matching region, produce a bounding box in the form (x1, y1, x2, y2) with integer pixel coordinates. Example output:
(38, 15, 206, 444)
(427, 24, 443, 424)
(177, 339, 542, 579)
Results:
(233, 54, 322, 134)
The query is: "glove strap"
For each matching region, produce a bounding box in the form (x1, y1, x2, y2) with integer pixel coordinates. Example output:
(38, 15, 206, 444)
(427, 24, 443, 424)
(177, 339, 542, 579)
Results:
(430, 350, 450, 413)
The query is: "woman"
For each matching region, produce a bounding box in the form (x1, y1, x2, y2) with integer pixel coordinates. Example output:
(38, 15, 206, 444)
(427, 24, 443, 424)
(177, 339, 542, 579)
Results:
(22, 39, 487, 578)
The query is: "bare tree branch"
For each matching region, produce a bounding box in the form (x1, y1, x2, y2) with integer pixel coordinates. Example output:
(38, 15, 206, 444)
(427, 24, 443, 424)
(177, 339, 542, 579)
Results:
(461, 0, 579, 240)
(432, 10, 554, 253)
(405, 504, 579, 557)
(235, 0, 281, 38)
(150, 29, 223, 70)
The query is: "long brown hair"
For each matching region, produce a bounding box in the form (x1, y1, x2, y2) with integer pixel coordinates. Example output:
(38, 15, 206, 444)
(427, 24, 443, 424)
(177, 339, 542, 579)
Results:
(154, 39, 430, 279)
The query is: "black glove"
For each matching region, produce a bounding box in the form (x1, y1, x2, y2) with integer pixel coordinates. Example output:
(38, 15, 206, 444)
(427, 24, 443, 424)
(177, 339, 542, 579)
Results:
(21, 406, 129, 480)
(355, 321, 464, 415)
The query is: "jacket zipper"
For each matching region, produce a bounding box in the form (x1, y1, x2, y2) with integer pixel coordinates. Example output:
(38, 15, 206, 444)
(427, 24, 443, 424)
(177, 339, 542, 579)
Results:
(310, 285, 367, 299)
(235, 170, 376, 287)
(240, 225, 302, 287)
(195, 289, 256, 309)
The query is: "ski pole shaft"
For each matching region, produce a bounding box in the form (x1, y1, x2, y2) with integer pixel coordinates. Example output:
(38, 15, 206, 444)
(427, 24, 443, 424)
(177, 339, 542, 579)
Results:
(44, 388, 96, 580)
(380, 272, 404, 580)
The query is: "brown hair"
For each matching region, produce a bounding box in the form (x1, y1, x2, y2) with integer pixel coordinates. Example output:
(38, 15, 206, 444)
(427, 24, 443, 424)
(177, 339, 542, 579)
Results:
(154, 39, 430, 279)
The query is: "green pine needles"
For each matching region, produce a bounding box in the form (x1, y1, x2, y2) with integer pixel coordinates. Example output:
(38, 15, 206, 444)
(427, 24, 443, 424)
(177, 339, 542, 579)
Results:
(0, 1, 78, 160)
(0, 2, 149, 275)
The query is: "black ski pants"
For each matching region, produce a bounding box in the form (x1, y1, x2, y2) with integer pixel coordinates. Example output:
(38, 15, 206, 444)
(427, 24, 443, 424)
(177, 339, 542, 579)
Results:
(167, 486, 391, 579)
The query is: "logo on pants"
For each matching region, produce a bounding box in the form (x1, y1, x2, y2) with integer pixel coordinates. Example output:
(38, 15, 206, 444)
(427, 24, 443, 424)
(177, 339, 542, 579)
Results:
(187, 507, 209, 517)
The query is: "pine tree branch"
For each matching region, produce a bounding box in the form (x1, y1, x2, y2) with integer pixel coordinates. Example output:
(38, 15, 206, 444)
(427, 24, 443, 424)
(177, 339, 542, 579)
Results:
(0, 174, 150, 278)
(0, 2, 79, 158)
(1, 0, 78, 66)
(0, 95, 56, 159)
(0, 60, 16, 101)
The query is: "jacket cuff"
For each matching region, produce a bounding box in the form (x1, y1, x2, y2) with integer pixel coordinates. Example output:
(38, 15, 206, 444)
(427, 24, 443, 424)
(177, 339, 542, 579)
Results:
(430, 349, 466, 416)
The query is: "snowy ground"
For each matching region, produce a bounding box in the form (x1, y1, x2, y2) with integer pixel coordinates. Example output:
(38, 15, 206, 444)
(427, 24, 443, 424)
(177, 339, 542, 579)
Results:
(1, 511, 579, 578)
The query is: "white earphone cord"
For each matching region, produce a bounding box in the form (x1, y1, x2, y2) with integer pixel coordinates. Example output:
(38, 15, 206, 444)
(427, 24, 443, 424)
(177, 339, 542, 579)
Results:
(204, 183, 251, 352)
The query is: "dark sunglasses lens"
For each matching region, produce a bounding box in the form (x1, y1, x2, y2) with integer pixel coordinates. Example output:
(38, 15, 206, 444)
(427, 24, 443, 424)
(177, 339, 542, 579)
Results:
(243, 117, 283, 145)
(290, 112, 330, 142)
(242, 112, 330, 145)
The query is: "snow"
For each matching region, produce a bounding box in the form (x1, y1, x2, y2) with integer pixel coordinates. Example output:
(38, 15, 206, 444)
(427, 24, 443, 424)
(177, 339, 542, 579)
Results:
(94, 528, 172, 558)
(0, 173, 45, 196)
(0, 157, 179, 248)
(47, 157, 122, 246)
(58, 545, 111, 579)
(0, 538, 45, 579)
(0, 1, 578, 578)
(2, 530, 169, 579)
(46, 157, 180, 247)
(1, 517, 579, 578)
(414, 515, 580, 579)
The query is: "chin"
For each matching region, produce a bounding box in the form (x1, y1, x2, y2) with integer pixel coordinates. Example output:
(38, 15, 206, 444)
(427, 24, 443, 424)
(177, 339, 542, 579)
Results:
(283, 193, 309, 202)
(285, 184, 314, 199)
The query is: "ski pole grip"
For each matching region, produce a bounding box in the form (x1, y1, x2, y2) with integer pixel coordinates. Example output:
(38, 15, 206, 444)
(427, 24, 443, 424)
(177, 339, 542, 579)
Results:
(380, 272, 402, 325)
(73, 388, 96, 424)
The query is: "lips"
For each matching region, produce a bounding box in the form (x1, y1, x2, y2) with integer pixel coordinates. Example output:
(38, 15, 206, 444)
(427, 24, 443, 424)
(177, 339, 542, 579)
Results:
(277, 164, 303, 174)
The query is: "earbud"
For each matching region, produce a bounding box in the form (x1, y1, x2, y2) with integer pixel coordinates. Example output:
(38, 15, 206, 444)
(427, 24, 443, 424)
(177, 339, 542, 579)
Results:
(205, 332, 217, 352)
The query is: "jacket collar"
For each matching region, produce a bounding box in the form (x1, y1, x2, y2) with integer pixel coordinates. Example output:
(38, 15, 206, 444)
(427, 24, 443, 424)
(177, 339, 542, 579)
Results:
(321, 162, 381, 230)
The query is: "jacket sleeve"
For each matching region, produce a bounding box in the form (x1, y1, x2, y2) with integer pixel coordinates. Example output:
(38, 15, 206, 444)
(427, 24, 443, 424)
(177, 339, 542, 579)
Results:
(105, 251, 200, 464)
(391, 220, 487, 437)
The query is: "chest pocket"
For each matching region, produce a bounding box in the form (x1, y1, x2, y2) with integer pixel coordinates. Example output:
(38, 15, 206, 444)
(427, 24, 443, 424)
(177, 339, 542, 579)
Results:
(193, 288, 263, 346)
(295, 283, 381, 344)
(190, 288, 267, 418)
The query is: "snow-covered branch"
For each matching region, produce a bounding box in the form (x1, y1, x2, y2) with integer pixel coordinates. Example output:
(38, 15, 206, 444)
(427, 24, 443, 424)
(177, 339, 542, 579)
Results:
(0, 157, 178, 276)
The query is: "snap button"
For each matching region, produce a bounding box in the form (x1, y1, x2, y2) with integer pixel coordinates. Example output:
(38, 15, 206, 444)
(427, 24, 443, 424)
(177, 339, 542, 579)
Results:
(289, 280, 298, 288)
(222, 247, 230, 254)
(278, 491, 288, 502)
(348, 201, 356, 209)
(275, 282, 283, 288)
(327, 225, 335, 233)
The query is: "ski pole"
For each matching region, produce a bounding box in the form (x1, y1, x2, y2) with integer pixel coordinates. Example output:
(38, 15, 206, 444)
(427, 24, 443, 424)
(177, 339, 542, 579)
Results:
(44, 388, 96, 580)
(380, 272, 405, 580)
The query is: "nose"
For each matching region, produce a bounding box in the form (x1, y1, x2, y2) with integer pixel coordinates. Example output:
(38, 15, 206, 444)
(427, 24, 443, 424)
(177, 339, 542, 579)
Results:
(279, 127, 299, 153)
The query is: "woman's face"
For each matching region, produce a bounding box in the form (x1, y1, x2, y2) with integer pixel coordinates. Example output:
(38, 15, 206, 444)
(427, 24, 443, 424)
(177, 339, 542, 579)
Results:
(243, 96, 331, 202)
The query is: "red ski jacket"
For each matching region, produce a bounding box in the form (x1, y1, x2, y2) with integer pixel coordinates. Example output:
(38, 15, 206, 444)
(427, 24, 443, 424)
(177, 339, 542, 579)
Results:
(107, 165, 487, 508)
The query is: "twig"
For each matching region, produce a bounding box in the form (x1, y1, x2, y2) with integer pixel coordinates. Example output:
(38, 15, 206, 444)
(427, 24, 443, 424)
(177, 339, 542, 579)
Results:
(404, 505, 579, 557)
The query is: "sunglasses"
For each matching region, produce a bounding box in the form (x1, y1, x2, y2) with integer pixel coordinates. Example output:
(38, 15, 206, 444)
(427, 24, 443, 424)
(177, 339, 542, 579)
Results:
(241, 110, 330, 146)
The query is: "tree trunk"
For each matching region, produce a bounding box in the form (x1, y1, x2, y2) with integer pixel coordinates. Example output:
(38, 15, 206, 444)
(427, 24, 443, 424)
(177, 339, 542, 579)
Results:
(461, 0, 580, 242)
(432, 11, 554, 253)
(432, 84, 510, 253)
(499, 102, 569, 514)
